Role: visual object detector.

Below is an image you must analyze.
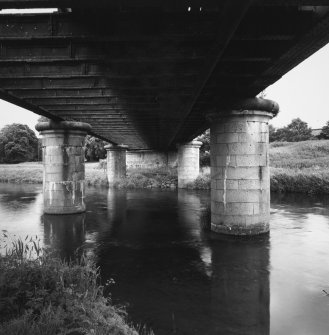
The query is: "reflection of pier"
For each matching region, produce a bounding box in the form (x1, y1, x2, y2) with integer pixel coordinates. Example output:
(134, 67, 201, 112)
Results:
(210, 235, 270, 334)
(95, 189, 269, 334)
(43, 213, 86, 260)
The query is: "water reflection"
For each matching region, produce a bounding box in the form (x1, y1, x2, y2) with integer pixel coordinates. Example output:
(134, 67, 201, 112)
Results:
(43, 213, 86, 260)
(0, 183, 43, 240)
(209, 235, 269, 334)
(93, 189, 270, 335)
(97, 190, 214, 334)
(1, 184, 329, 334)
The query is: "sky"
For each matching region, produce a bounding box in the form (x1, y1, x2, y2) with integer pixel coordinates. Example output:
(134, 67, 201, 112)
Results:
(0, 42, 329, 133)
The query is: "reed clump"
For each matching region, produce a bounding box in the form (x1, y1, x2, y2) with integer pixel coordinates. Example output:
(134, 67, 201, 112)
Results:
(0, 234, 146, 335)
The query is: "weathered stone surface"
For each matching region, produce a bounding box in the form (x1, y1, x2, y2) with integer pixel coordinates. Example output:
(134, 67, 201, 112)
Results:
(126, 150, 177, 169)
(105, 144, 128, 183)
(177, 141, 202, 188)
(36, 121, 89, 214)
(208, 102, 275, 235)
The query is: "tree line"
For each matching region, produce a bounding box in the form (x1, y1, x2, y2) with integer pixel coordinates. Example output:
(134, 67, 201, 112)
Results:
(0, 123, 107, 164)
(0, 117, 328, 164)
(269, 118, 329, 142)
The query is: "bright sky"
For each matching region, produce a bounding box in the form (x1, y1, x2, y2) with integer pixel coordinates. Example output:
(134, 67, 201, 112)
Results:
(0, 42, 329, 133)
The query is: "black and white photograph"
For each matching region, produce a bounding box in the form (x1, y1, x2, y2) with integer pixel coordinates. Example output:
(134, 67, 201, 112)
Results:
(0, 2, 329, 334)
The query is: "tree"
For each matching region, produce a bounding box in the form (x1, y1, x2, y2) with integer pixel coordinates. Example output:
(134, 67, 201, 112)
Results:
(84, 135, 107, 161)
(37, 116, 49, 122)
(285, 118, 313, 142)
(319, 121, 329, 139)
(269, 118, 313, 142)
(269, 124, 276, 142)
(0, 124, 38, 163)
(196, 129, 210, 166)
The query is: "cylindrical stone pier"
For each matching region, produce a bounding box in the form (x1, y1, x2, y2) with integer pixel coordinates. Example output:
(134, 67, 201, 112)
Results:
(105, 144, 128, 184)
(177, 140, 202, 188)
(208, 98, 279, 235)
(36, 121, 91, 214)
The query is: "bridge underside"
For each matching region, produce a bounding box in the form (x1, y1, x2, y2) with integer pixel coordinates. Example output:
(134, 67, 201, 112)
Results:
(0, 1, 329, 149)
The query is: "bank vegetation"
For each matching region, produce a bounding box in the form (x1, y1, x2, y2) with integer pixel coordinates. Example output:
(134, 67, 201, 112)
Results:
(0, 236, 148, 335)
(270, 140, 329, 194)
(0, 140, 328, 194)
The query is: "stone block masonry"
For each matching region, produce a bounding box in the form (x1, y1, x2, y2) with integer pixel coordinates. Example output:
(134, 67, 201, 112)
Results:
(126, 150, 178, 169)
(177, 141, 202, 188)
(208, 98, 279, 235)
(36, 121, 91, 214)
(105, 144, 128, 184)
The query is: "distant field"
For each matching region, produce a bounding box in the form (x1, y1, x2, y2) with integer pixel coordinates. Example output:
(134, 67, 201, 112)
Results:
(0, 162, 107, 185)
(0, 140, 328, 193)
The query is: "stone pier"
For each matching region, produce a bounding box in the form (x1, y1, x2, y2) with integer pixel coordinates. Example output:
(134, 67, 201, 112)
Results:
(105, 144, 128, 184)
(177, 140, 202, 188)
(36, 121, 91, 214)
(208, 98, 279, 235)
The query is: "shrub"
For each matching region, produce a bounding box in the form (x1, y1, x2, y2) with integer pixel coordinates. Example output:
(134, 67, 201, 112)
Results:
(185, 172, 210, 190)
(0, 236, 144, 335)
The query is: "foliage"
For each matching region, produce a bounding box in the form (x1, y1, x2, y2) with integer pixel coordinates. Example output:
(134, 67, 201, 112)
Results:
(0, 236, 144, 335)
(271, 168, 329, 195)
(269, 124, 276, 142)
(196, 129, 210, 166)
(37, 116, 49, 122)
(85, 135, 108, 162)
(0, 124, 38, 163)
(114, 168, 177, 189)
(319, 121, 329, 139)
(185, 171, 210, 190)
(270, 118, 313, 142)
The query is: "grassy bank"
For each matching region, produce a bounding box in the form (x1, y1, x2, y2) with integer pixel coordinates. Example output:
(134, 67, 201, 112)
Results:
(0, 162, 108, 186)
(0, 236, 146, 335)
(0, 140, 328, 193)
(270, 140, 329, 194)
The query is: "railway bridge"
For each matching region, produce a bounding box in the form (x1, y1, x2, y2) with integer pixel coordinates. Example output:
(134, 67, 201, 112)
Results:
(1, 0, 329, 234)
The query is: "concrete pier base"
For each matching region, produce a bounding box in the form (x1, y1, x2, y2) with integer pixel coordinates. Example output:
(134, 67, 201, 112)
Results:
(36, 121, 91, 214)
(105, 144, 128, 184)
(177, 140, 202, 188)
(208, 98, 279, 235)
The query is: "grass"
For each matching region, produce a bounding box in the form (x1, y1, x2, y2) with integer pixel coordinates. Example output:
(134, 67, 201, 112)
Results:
(270, 140, 329, 169)
(270, 140, 329, 194)
(0, 162, 43, 184)
(0, 234, 150, 335)
(0, 162, 108, 186)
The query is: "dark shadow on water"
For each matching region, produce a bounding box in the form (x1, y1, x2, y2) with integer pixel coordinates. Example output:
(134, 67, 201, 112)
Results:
(94, 189, 269, 335)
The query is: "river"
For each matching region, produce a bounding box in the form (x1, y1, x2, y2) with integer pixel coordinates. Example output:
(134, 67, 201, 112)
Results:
(0, 183, 329, 335)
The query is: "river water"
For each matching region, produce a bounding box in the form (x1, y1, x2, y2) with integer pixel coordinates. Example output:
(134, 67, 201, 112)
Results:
(1, 183, 329, 335)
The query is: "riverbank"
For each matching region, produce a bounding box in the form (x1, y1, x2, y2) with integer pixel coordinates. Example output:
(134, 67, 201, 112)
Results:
(270, 140, 329, 194)
(0, 162, 108, 185)
(0, 140, 328, 193)
(0, 237, 145, 335)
